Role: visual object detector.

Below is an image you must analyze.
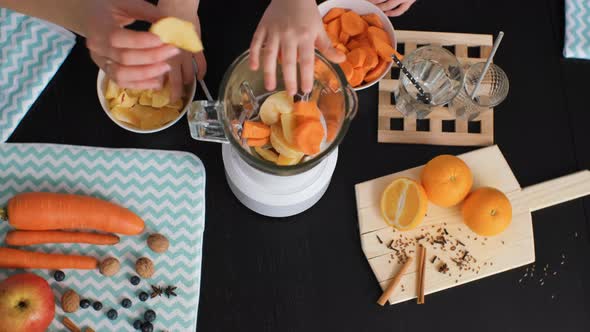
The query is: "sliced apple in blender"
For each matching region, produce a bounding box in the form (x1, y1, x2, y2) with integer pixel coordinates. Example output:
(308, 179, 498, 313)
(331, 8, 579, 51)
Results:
(281, 113, 297, 144)
(260, 91, 293, 125)
(277, 154, 303, 166)
(255, 147, 279, 163)
(270, 124, 304, 159)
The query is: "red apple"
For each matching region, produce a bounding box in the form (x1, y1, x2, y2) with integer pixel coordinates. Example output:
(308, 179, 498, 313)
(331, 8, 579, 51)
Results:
(0, 273, 55, 332)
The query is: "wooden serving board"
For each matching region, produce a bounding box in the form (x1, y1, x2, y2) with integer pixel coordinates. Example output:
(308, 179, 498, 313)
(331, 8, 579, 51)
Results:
(378, 30, 495, 146)
(355, 145, 590, 305)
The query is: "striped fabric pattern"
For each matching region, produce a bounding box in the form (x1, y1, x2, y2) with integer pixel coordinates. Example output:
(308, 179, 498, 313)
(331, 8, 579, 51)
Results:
(0, 8, 75, 141)
(0, 144, 205, 331)
(564, 0, 590, 59)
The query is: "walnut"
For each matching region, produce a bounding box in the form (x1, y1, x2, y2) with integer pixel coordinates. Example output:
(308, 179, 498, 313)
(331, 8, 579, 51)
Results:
(61, 289, 80, 313)
(135, 257, 155, 278)
(99, 257, 120, 277)
(147, 233, 169, 253)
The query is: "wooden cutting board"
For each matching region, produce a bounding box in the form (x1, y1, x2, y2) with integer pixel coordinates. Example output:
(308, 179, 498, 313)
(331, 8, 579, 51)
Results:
(355, 145, 590, 305)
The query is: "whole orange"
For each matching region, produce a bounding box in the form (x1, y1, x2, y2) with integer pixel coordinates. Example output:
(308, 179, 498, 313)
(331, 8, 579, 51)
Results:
(462, 187, 512, 236)
(420, 155, 473, 207)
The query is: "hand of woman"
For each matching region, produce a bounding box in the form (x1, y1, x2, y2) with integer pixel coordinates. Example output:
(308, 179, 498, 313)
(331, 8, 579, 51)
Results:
(85, 0, 180, 90)
(249, 0, 346, 96)
(368, 0, 416, 17)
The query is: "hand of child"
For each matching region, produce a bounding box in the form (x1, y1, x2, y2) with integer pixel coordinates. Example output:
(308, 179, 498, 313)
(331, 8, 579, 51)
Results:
(158, 0, 207, 102)
(249, 0, 346, 96)
(368, 0, 416, 17)
(85, 0, 180, 90)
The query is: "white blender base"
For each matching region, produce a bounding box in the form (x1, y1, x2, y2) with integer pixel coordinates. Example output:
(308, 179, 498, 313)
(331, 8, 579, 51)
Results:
(222, 144, 338, 218)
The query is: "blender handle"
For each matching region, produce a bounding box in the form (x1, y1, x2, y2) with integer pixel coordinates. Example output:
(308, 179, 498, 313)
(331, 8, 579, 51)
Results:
(345, 86, 359, 120)
(187, 100, 230, 144)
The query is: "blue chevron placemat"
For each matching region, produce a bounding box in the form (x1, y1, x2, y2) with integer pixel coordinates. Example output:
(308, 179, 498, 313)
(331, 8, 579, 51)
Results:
(0, 144, 205, 331)
(0, 9, 75, 141)
(564, 0, 590, 59)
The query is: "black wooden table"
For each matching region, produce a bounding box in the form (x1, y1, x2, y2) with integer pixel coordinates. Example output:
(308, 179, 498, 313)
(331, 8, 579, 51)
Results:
(8, 1, 590, 331)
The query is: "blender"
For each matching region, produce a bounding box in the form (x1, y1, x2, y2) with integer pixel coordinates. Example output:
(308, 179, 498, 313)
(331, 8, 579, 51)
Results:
(187, 51, 358, 217)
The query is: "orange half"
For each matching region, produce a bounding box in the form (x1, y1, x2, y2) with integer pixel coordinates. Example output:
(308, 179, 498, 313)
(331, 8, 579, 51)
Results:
(380, 178, 428, 230)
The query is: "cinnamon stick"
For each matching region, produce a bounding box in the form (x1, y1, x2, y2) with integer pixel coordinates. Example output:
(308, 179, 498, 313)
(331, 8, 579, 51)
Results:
(377, 256, 414, 306)
(417, 245, 426, 304)
(62, 317, 81, 332)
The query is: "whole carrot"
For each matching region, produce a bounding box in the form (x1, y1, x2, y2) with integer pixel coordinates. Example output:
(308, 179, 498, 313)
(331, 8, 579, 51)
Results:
(5, 230, 120, 246)
(1, 192, 144, 235)
(0, 247, 98, 270)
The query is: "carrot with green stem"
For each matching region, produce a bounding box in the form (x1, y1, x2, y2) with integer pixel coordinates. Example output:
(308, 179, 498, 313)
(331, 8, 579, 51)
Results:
(0, 247, 98, 270)
(5, 230, 120, 246)
(0, 192, 144, 235)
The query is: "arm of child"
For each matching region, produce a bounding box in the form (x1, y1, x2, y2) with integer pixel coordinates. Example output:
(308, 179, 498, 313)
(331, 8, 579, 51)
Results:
(1, 0, 181, 90)
(249, 0, 346, 96)
(367, 0, 416, 17)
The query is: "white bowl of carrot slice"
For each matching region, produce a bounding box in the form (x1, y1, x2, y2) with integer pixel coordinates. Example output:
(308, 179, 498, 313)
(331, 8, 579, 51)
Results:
(318, 0, 396, 91)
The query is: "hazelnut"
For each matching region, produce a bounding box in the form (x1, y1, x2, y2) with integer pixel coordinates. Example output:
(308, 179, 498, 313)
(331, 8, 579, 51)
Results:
(99, 257, 120, 277)
(135, 257, 155, 278)
(61, 289, 80, 313)
(147, 233, 169, 253)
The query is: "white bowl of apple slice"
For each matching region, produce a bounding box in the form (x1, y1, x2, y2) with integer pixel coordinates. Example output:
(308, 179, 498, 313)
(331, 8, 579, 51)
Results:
(96, 69, 197, 134)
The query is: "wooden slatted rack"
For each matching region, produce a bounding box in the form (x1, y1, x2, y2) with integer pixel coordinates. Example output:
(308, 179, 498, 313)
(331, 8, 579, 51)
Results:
(378, 30, 495, 146)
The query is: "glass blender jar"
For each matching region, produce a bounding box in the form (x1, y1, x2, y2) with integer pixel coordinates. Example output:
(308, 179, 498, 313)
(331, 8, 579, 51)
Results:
(187, 50, 358, 217)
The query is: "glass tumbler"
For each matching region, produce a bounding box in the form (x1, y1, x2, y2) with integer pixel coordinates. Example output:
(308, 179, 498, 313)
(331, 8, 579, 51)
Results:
(395, 46, 464, 119)
(449, 62, 509, 121)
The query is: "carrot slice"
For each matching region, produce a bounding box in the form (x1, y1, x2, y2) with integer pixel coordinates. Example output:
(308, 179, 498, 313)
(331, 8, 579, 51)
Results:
(362, 47, 379, 69)
(364, 59, 389, 83)
(347, 48, 367, 68)
(367, 26, 391, 44)
(0, 247, 98, 270)
(349, 67, 367, 87)
(351, 36, 372, 48)
(339, 31, 350, 44)
(340, 11, 368, 36)
(293, 101, 322, 121)
(293, 120, 325, 155)
(326, 18, 341, 38)
(242, 120, 271, 139)
(335, 43, 349, 54)
(362, 13, 384, 28)
(372, 37, 395, 62)
(247, 137, 270, 147)
(323, 8, 347, 24)
(339, 61, 354, 82)
(5, 230, 120, 246)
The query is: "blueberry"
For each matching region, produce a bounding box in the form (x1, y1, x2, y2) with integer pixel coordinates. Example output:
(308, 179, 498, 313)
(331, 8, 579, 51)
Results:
(130, 276, 141, 286)
(80, 299, 91, 309)
(106, 308, 118, 320)
(121, 298, 132, 308)
(144, 309, 156, 322)
(139, 292, 149, 302)
(133, 320, 143, 330)
(92, 301, 103, 311)
(53, 270, 65, 282)
(141, 322, 153, 332)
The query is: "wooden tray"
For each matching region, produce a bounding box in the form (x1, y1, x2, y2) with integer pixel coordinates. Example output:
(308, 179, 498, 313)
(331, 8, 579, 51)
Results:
(378, 30, 495, 146)
(355, 146, 590, 305)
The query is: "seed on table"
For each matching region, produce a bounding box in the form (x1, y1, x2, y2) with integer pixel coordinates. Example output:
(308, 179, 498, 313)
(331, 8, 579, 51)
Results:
(121, 298, 132, 308)
(133, 320, 143, 330)
(107, 309, 118, 320)
(139, 292, 149, 302)
(130, 276, 141, 286)
(144, 309, 157, 322)
(141, 322, 154, 332)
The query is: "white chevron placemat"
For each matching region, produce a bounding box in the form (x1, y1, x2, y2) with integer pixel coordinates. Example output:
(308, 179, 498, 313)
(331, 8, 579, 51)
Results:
(0, 143, 206, 332)
(0, 9, 75, 141)
(564, 0, 590, 59)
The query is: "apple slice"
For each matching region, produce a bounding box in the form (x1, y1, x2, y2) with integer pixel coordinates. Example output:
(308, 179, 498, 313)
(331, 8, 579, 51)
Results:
(270, 124, 304, 159)
(111, 106, 140, 127)
(254, 147, 279, 163)
(131, 105, 179, 130)
(259, 91, 293, 125)
(151, 86, 171, 108)
(139, 92, 152, 106)
(105, 80, 120, 100)
(113, 91, 138, 108)
(277, 154, 303, 166)
(281, 113, 296, 144)
(150, 17, 203, 53)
